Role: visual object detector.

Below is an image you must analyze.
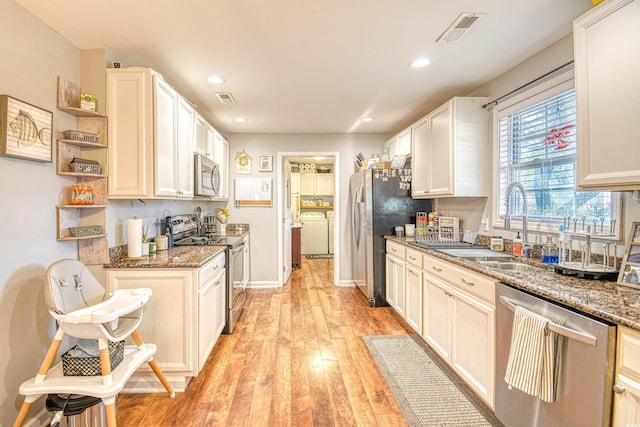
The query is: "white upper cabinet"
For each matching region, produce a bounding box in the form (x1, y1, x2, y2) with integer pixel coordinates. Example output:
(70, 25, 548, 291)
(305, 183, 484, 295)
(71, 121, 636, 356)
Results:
(107, 67, 200, 199)
(212, 129, 229, 200)
(153, 77, 179, 197)
(299, 173, 334, 195)
(107, 68, 154, 198)
(176, 97, 195, 198)
(194, 113, 211, 159)
(387, 127, 412, 158)
(411, 97, 488, 198)
(574, 0, 640, 190)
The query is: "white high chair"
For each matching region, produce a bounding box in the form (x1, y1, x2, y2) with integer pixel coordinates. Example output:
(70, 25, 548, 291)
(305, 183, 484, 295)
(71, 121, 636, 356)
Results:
(14, 259, 174, 427)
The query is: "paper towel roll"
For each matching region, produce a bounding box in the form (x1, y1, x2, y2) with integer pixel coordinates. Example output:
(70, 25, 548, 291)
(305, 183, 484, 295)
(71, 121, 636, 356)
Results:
(128, 218, 143, 257)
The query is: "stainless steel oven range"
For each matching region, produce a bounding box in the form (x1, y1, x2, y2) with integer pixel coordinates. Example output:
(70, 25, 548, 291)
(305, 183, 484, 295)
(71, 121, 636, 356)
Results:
(166, 214, 247, 334)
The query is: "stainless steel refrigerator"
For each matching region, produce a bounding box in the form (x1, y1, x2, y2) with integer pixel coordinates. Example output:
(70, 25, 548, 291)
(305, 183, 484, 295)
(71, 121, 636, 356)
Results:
(350, 169, 431, 306)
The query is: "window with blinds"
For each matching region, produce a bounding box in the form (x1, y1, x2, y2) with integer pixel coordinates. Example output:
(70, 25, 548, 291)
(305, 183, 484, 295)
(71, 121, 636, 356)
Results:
(496, 79, 613, 229)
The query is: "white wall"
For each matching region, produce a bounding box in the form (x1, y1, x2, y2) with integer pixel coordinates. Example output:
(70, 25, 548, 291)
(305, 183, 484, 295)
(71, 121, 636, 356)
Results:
(226, 133, 384, 285)
(0, 0, 81, 424)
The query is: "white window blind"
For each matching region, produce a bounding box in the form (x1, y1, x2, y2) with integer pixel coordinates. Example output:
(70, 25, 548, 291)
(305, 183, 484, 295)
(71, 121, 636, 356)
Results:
(495, 74, 614, 231)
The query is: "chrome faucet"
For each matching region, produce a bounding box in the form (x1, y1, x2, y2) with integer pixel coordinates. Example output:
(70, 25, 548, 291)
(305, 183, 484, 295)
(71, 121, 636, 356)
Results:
(504, 181, 528, 254)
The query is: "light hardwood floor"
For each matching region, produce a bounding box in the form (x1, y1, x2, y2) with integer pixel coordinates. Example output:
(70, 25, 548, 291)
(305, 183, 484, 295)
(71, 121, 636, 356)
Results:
(117, 257, 412, 426)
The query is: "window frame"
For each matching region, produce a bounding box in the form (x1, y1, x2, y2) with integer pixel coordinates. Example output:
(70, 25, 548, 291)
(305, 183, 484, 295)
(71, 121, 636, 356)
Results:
(491, 69, 622, 238)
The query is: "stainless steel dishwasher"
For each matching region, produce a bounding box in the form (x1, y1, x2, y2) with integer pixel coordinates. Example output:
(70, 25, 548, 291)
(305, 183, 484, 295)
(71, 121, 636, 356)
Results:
(495, 282, 616, 427)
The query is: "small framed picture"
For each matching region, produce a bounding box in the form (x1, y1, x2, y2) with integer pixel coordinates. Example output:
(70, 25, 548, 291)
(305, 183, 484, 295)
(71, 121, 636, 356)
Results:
(259, 155, 273, 172)
(391, 154, 407, 169)
(618, 222, 640, 289)
(0, 95, 53, 162)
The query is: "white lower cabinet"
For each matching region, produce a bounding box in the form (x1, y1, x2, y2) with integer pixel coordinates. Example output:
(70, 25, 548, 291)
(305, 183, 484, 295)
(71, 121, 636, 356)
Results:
(384, 241, 496, 409)
(213, 267, 226, 338)
(422, 253, 496, 409)
(405, 265, 423, 334)
(451, 286, 495, 405)
(614, 326, 640, 426)
(198, 279, 215, 371)
(385, 253, 405, 316)
(106, 252, 225, 392)
(423, 275, 453, 361)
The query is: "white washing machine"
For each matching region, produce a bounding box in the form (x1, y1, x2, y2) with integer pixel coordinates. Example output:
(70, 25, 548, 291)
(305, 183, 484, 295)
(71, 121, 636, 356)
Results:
(300, 211, 328, 255)
(326, 210, 334, 254)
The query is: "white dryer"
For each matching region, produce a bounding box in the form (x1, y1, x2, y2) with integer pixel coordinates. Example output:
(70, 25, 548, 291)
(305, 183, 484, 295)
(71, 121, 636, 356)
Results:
(326, 210, 334, 254)
(300, 211, 328, 255)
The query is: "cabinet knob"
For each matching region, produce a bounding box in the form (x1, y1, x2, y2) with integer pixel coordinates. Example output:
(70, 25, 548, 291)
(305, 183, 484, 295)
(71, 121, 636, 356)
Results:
(613, 384, 626, 394)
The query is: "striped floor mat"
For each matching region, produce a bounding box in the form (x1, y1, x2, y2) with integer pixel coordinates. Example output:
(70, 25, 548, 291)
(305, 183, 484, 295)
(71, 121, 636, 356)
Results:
(363, 334, 503, 427)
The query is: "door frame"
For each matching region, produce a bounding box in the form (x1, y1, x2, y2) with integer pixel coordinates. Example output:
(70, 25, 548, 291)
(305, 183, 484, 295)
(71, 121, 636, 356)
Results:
(276, 151, 340, 286)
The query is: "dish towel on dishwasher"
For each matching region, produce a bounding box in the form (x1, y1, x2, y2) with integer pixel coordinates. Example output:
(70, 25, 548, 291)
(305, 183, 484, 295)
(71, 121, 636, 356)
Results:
(504, 305, 564, 402)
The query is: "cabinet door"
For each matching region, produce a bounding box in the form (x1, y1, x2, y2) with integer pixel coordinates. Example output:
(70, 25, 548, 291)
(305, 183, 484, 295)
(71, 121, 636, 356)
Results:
(385, 255, 397, 307)
(194, 113, 211, 158)
(423, 274, 452, 362)
(291, 172, 300, 194)
(154, 77, 178, 197)
(107, 269, 195, 374)
(411, 116, 430, 197)
(574, 0, 640, 190)
(428, 101, 454, 196)
(213, 268, 227, 339)
(404, 264, 423, 334)
(316, 173, 334, 195)
(614, 374, 640, 426)
(396, 128, 412, 156)
(198, 281, 215, 372)
(299, 174, 316, 195)
(176, 98, 194, 198)
(451, 288, 495, 408)
(213, 130, 229, 199)
(106, 68, 153, 198)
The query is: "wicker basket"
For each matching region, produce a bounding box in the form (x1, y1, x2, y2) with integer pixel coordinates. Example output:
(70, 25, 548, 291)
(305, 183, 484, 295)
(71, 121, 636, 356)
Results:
(69, 157, 102, 174)
(61, 340, 125, 376)
(63, 130, 98, 143)
(69, 225, 103, 237)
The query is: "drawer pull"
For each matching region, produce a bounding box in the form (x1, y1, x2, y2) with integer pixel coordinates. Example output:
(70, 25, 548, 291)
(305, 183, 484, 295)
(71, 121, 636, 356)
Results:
(409, 256, 417, 261)
(461, 278, 475, 286)
(432, 266, 442, 272)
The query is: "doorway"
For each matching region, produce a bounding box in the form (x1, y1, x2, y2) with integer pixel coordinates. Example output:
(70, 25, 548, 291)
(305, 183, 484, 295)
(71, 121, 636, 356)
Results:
(277, 152, 339, 287)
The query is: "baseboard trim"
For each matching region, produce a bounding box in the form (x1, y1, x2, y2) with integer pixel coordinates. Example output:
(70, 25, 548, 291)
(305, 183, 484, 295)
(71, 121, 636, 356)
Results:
(338, 280, 355, 287)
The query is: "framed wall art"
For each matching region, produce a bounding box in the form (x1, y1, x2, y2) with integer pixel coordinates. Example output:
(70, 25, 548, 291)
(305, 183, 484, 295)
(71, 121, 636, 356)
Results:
(618, 222, 640, 289)
(259, 155, 273, 172)
(235, 149, 252, 174)
(0, 95, 53, 162)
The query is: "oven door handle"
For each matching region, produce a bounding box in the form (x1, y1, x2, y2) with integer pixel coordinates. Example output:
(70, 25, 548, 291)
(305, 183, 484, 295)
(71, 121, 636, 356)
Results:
(498, 295, 597, 346)
(230, 289, 246, 313)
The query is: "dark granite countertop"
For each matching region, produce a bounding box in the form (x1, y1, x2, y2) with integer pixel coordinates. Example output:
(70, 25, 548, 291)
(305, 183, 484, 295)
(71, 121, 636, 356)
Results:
(385, 235, 640, 331)
(104, 245, 226, 269)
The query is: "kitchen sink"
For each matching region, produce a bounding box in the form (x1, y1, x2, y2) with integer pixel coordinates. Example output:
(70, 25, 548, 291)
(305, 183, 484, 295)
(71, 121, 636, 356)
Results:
(477, 260, 535, 273)
(432, 247, 514, 259)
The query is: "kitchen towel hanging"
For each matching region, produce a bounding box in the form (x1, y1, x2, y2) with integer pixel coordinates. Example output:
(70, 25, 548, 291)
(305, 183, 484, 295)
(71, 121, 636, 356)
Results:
(127, 217, 143, 257)
(504, 305, 565, 402)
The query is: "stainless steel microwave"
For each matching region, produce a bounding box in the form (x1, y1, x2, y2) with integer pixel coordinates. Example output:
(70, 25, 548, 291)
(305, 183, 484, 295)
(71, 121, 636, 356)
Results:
(194, 153, 220, 197)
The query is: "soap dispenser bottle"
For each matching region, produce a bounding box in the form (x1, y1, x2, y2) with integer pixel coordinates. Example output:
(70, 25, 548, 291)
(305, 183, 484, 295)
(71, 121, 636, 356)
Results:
(512, 232, 523, 256)
(542, 235, 559, 264)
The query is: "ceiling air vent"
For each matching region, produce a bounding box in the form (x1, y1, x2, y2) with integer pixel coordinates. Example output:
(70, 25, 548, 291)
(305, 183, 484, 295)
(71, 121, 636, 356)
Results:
(436, 13, 484, 43)
(215, 92, 236, 105)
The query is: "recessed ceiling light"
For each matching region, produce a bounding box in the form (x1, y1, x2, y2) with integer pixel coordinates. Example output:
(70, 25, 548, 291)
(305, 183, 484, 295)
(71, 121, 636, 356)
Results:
(233, 117, 248, 123)
(207, 75, 226, 84)
(361, 116, 374, 122)
(409, 57, 431, 68)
